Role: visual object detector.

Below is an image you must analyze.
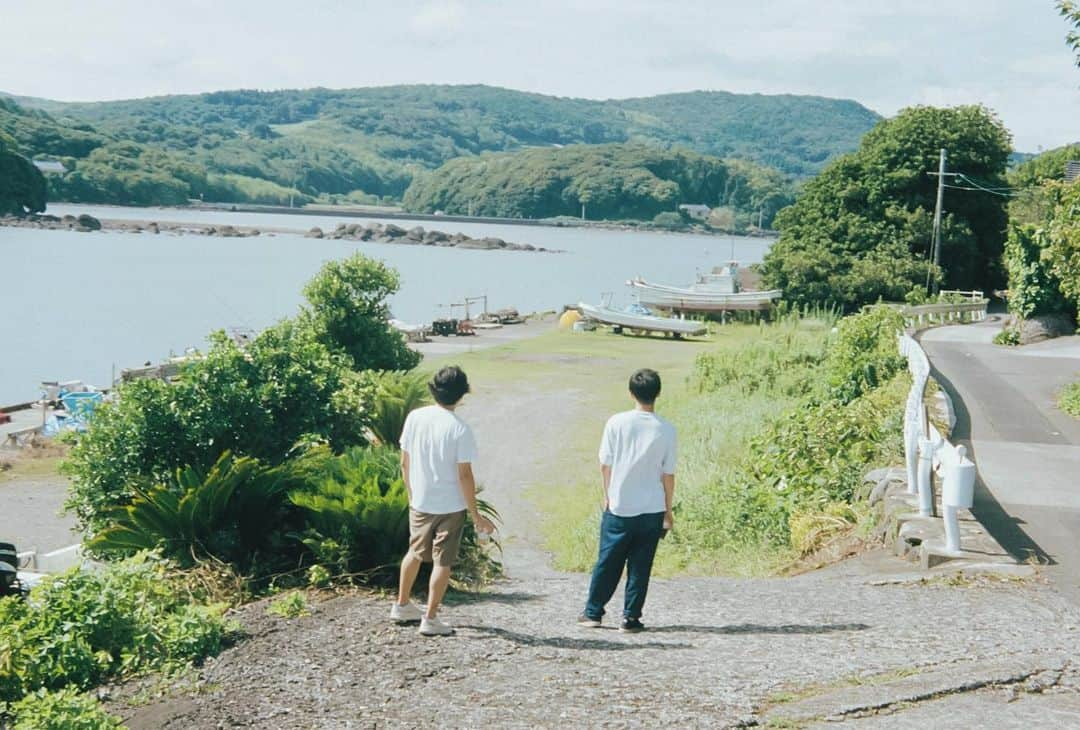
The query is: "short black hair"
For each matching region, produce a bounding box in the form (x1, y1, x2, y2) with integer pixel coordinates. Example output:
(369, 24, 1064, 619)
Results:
(429, 365, 470, 406)
(629, 368, 661, 405)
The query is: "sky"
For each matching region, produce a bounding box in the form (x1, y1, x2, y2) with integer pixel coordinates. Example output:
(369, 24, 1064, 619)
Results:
(1, 1, 1077, 152)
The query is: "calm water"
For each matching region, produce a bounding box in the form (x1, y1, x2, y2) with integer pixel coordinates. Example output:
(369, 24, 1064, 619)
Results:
(0, 204, 774, 404)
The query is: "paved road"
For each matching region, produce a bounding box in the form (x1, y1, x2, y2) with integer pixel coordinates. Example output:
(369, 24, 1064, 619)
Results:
(920, 316, 1080, 602)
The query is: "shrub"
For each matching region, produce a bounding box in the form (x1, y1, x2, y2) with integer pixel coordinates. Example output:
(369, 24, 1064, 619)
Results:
(1060, 381, 1080, 418)
(1003, 223, 1071, 319)
(993, 327, 1021, 346)
(64, 324, 376, 536)
(8, 688, 122, 730)
(290, 446, 502, 586)
(88, 451, 307, 574)
(267, 591, 310, 619)
(824, 305, 906, 403)
(0, 555, 228, 711)
(369, 370, 431, 447)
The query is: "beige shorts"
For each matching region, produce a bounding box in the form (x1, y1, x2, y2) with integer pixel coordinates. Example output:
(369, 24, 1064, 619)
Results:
(409, 509, 467, 567)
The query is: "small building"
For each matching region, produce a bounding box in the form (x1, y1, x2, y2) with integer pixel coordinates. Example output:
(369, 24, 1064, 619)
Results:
(1066, 160, 1080, 184)
(678, 203, 711, 220)
(32, 160, 66, 174)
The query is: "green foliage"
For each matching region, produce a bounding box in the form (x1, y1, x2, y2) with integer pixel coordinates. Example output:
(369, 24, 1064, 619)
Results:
(762, 105, 1012, 310)
(1008, 143, 1080, 189)
(403, 143, 794, 225)
(88, 452, 304, 573)
(8, 688, 123, 730)
(267, 591, 310, 619)
(368, 370, 431, 447)
(300, 254, 422, 372)
(993, 327, 1021, 346)
(1059, 0, 1080, 66)
(8, 85, 876, 207)
(1045, 181, 1080, 311)
(675, 307, 907, 557)
(1060, 380, 1080, 418)
(64, 325, 375, 537)
(0, 147, 47, 215)
(50, 141, 207, 206)
(290, 445, 501, 586)
(1002, 223, 1071, 318)
(824, 305, 906, 403)
(0, 555, 227, 714)
(652, 211, 686, 229)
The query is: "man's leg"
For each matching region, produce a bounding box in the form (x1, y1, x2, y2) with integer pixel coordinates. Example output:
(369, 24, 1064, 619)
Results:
(584, 512, 631, 619)
(397, 551, 423, 605)
(425, 564, 452, 618)
(623, 512, 664, 620)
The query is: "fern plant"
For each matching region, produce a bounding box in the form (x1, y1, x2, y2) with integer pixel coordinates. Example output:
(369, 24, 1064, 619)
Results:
(368, 370, 431, 448)
(89, 451, 302, 573)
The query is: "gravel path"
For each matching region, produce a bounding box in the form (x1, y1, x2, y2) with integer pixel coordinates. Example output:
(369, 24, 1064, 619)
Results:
(106, 347, 1080, 728)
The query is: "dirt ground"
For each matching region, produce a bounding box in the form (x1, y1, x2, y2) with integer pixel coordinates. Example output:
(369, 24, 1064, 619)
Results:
(102, 329, 1080, 729)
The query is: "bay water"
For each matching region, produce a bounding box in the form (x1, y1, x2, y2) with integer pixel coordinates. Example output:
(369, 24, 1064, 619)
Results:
(0, 204, 773, 405)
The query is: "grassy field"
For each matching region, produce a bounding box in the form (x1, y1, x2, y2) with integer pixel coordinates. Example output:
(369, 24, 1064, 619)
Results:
(427, 316, 850, 577)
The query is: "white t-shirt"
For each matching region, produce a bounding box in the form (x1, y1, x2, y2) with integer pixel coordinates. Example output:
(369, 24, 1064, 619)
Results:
(598, 410, 676, 517)
(400, 405, 477, 514)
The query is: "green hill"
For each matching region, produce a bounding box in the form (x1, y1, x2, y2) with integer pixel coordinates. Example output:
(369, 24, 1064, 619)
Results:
(2, 84, 880, 210)
(403, 143, 794, 227)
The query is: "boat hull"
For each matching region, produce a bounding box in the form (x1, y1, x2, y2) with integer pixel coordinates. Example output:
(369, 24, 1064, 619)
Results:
(627, 279, 782, 312)
(578, 302, 707, 336)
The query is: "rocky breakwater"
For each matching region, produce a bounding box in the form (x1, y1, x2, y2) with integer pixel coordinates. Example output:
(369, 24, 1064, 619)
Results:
(305, 222, 554, 253)
(2, 213, 104, 232)
(0, 213, 261, 238)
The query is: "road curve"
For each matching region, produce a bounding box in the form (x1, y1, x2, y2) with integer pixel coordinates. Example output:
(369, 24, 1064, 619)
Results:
(919, 316, 1080, 603)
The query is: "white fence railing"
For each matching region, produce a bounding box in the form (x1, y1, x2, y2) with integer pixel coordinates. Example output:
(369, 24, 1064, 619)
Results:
(900, 298, 989, 329)
(899, 333, 977, 554)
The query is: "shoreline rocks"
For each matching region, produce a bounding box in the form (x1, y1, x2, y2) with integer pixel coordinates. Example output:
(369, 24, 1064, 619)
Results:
(303, 223, 549, 252)
(2, 215, 554, 253)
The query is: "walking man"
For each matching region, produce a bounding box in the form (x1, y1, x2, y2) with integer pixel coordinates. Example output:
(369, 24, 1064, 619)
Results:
(579, 368, 676, 633)
(391, 365, 495, 636)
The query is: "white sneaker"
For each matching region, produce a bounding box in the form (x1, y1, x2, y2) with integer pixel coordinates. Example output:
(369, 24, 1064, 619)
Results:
(390, 602, 423, 623)
(419, 616, 455, 636)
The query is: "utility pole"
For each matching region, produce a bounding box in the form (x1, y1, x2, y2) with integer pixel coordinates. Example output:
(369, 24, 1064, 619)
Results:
(930, 148, 946, 295)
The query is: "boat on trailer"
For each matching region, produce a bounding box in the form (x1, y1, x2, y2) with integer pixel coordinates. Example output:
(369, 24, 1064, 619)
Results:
(577, 301, 706, 337)
(627, 262, 781, 313)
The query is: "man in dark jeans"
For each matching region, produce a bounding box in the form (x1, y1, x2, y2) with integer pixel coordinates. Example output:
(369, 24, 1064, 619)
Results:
(579, 369, 676, 633)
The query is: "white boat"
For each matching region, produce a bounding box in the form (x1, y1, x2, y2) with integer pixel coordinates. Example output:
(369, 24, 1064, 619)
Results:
(578, 302, 706, 337)
(627, 262, 782, 312)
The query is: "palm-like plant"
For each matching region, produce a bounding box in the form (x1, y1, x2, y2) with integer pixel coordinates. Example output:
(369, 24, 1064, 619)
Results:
(89, 451, 302, 572)
(368, 370, 430, 448)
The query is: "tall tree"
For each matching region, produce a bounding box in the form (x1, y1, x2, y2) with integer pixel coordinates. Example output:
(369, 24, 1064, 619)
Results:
(1059, 1, 1080, 66)
(0, 132, 47, 216)
(761, 105, 1011, 310)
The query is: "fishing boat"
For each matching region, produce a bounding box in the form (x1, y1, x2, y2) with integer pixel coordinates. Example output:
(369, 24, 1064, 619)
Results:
(627, 262, 781, 313)
(577, 301, 706, 337)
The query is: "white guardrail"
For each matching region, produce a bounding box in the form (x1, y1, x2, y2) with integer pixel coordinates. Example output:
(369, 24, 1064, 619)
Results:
(899, 333, 977, 554)
(900, 291, 989, 329)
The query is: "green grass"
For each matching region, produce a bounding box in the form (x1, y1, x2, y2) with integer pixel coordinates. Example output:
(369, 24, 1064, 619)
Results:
(1060, 380, 1080, 418)
(427, 317, 843, 576)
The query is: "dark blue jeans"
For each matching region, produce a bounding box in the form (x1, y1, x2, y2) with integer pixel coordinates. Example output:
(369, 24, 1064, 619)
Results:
(584, 510, 664, 621)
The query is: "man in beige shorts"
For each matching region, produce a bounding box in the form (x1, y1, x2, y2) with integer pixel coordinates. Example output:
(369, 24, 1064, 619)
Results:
(390, 365, 495, 636)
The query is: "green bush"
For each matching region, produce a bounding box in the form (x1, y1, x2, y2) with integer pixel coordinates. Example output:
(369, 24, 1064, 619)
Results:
(1060, 381, 1080, 418)
(1003, 223, 1071, 319)
(89, 451, 306, 574)
(8, 688, 123, 730)
(0, 555, 227, 711)
(64, 326, 374, 536)
(369, 370, 431, 447)
(290, 446, 502, 586)
(824, 305, 906, 403)
(994, 327, 1021, 346)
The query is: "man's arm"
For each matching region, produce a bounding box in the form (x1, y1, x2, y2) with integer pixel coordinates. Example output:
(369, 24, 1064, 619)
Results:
(401, 450, 412, 500)
(458, 463, 495, 534)
(600, 464, 612, 510)
(662, 473, 675, 531)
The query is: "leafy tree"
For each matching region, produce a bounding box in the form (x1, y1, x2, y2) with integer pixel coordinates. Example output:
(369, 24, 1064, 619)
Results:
(1046, 180, 1080, 310)
(1059, 0, 1080, 66)
(403, 143, 794, 225)
(1002, 223, 1072, 319)
(0, 146, 47, 215)
(300, 254, 422, 372)
(762, 105, 1012, 310)
(64, 327, 375, 535)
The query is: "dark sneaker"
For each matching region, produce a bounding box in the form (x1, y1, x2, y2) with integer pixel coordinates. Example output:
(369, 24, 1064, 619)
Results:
(620, 618, 645, 634)
(577, 613, 602, 628)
